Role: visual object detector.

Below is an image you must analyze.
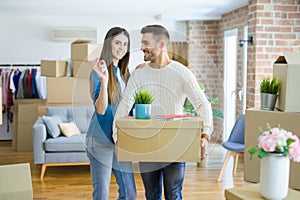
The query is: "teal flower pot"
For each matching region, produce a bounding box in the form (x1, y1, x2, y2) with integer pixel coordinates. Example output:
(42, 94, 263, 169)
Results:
(135, 104, 151, 119)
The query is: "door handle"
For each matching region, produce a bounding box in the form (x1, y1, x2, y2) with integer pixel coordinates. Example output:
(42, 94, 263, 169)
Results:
(238, 90, 243, 101)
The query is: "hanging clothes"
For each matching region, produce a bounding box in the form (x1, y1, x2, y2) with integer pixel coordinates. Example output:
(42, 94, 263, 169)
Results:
(35, 69, 47, 99)
(16, 69, 26, 99)
(13, 69, 21, 99)
(2, 70, 8, 107)
(6, 70, 14, 132)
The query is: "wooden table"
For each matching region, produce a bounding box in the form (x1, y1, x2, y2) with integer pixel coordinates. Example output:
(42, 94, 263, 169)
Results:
(225, 184, 300, 200)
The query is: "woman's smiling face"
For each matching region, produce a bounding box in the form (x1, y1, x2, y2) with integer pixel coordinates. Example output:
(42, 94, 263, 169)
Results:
(111, 33, 129, 61)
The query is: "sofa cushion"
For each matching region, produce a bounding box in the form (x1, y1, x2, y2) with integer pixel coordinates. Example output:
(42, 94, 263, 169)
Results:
(42, 115, 62, 138)
(72, 106, 94, 132)
(46, 107, 70, 122)
(59, 122, 81, 137)
(46, 106, 94, 132)
(44, 134, 86, 152)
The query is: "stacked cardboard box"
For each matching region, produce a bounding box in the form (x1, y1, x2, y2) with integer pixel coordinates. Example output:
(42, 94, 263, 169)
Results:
(12, 99, 45, 151)
(40, 60, 68, 77)
(244, 53, 300, 190)
(71, 39, 101, 78)
(273, 52, 300, 112)
(40, 39, 101, 106)
(46, 77, 92, 105)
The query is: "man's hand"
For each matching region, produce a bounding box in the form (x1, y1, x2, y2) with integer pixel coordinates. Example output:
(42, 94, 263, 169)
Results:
(134, 62, 147, 70)
(200, 138, 209, 161)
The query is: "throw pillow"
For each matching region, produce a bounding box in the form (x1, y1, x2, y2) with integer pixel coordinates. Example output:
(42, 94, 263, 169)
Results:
(42, 115, 62, 138)
(59, 122, 81, 137)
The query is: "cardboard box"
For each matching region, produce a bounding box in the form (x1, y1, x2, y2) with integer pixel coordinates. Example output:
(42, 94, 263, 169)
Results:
(72, 61, 92, 78)
(46, 77, 92, 104)
(0, 163, 33, 199)
(225, 184, 300, 200)
(0, 87, 2, 125)
(12, 99, 45, 151)
(41, 60, 67, 77)
(116, 117, 202, 162)
(244, 108, 300, 190)
(273, 53, 300, 112)
(16, 103, 42, 152)
(71, 40, 101, 61)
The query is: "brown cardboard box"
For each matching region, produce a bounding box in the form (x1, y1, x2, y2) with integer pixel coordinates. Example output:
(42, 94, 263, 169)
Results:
(225, 184, 300, 200)
(273, 53, 300, 112)
(41, 60, 68, 77)
(16, 102, 44, 152)
(12, 99, 45, 151)
(46, 77, 92, 104)
(116, 117, 202, 162)
(244, 108, 300, 190)
(0, 87, 2, 125)
(71, 40, 101, 61)
(72, 61, 92, 78)
(0, 163, 33, 199)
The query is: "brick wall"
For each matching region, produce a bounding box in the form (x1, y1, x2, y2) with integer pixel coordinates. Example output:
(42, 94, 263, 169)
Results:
(248, 0, 300, 108)
(186, 0, 300, 141)
(186, 21, 222, 140)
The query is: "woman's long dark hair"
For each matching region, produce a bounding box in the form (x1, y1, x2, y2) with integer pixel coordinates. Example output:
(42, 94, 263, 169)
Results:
(100, 27, 130, 105)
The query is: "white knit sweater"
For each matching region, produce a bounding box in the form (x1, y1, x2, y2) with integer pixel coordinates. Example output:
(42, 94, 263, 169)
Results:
(113, 60, 213, 143)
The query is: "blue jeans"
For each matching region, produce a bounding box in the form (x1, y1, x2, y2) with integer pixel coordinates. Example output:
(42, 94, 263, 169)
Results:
(139, 162, 186, 200)
(86, 137, 136, 200)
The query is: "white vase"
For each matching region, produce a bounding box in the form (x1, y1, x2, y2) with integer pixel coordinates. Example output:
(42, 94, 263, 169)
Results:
(260, 153, 290, 200)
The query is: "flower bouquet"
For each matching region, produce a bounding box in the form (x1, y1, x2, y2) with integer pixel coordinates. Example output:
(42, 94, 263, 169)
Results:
(247, 123, 300, 162)
(247, 123, 300, 199)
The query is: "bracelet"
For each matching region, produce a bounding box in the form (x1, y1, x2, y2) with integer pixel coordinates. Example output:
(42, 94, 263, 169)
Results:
(201, 133, 210, 140)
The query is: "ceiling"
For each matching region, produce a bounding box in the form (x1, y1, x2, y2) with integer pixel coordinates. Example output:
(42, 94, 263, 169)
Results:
(0, 0, 248, 21)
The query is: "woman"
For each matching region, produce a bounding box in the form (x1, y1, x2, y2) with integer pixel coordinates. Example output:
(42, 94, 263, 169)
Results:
(86, 27, 136, 200)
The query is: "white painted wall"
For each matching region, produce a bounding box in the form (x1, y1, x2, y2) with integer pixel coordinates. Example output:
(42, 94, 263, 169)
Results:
(0, 13, 186, 70)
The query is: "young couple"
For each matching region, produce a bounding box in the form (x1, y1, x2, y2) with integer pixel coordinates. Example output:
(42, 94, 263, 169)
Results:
(85, 24, 213, 200)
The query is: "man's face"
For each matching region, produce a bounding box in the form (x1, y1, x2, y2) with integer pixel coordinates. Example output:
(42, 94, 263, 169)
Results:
(140, 33, 161, 61)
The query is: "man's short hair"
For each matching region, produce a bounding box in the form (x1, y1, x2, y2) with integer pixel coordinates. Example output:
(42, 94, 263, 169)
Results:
(141, 25, 170, 42)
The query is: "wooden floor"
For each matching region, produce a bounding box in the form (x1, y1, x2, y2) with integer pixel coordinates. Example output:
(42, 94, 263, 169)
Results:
(0, 141, 247, 199)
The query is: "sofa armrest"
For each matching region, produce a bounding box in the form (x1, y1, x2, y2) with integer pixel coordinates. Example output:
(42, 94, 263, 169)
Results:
(32, 117, 47, 164)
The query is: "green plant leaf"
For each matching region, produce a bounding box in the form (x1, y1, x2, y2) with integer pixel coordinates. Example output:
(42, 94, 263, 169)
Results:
(258, 149, 268, 159)
(212, 109, 223, 118)
(208, 97, 219, 104)
(134, 89, 154, 104)
(260, 77, 281, 94)
(287, 138, 295, 146)
(247, 147, 261, 160)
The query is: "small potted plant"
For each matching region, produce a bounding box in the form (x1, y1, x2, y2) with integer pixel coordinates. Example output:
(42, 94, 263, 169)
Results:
(134, 89, 154, 119)
(260, 77, 281, 111)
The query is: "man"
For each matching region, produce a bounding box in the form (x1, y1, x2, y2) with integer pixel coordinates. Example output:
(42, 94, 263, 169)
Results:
(113, 24, 213, 200)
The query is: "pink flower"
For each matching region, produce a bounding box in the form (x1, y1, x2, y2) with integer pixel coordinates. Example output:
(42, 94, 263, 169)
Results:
(248, 124, 300, 163)
(258, 131, 277, 152)
(290, 141, 300, 162)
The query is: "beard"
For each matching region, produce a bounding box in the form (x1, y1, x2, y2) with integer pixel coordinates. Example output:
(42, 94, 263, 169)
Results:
(143, 50, 153, 61)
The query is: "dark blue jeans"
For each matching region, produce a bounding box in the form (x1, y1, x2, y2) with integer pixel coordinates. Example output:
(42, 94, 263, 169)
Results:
(139, 162, 186, 200)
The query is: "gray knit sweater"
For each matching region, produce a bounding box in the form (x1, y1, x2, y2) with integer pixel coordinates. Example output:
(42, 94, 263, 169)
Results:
(113, 60, 213, 142)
